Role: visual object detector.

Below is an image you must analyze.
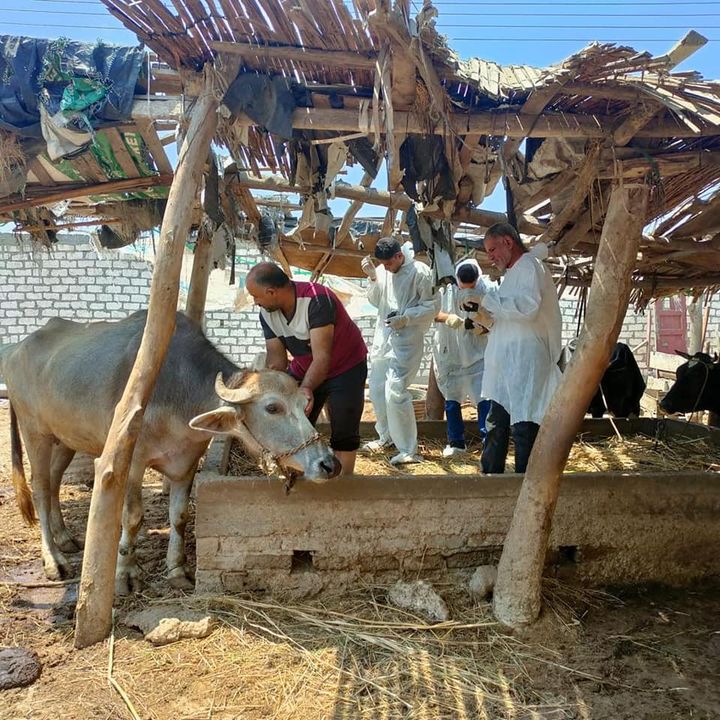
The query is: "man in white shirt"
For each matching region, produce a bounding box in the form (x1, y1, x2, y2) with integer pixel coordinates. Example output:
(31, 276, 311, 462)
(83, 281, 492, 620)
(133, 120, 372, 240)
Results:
(476, 223, 562, 473)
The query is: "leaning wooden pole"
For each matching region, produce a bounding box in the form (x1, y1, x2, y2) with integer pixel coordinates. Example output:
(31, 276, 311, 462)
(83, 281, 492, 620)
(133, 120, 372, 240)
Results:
(74, 82, 219, 648)
(493, 180, 649, 628)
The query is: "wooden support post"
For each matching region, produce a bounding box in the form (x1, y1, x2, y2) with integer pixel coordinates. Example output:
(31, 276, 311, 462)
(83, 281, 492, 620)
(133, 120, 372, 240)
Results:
(186, 155, 222, 324)
(493, 180, 649, 628)
(425, 358, 445, 421)
(74, 84, 218, 649)
(185, 223, 214, 325)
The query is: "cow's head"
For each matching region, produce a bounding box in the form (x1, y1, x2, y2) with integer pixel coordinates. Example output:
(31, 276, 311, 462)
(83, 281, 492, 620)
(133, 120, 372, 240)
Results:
(189, 370, 341, 482)
(659, 351, 720, 416)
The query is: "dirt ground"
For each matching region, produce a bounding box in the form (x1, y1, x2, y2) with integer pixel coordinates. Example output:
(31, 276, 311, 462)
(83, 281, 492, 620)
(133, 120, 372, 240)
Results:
(0, 403, 719, 720)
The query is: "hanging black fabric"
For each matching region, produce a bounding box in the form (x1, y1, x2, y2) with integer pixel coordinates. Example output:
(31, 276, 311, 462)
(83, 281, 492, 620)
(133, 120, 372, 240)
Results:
(223, 72, 296, 140)
(399, 134, 456, 204)
(0, 35, 144, 137)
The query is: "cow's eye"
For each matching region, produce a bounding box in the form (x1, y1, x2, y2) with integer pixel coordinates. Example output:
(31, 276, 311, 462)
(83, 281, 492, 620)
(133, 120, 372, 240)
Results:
(265, 403, 283, 415)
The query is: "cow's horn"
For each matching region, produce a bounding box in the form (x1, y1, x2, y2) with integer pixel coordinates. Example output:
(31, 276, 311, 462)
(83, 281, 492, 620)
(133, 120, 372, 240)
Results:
(214, 372, 255, 404)
(675, 350, 692, 360)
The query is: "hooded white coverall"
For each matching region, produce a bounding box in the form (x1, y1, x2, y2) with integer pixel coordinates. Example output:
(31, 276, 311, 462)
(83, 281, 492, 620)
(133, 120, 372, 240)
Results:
(367, 244, 438, 456)
(433, 259, 488, 405)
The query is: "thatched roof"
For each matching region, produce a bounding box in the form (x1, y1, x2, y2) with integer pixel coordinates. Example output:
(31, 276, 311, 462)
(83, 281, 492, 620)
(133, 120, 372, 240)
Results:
(2, 0, 720, 302)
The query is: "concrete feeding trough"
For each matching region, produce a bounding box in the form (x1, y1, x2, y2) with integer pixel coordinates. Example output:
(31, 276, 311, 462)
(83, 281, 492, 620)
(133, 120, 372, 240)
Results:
(194, 419, 720, 597)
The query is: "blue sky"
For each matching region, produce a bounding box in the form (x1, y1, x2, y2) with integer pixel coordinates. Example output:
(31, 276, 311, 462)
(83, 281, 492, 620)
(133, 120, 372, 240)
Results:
(3, 0, 719, 217)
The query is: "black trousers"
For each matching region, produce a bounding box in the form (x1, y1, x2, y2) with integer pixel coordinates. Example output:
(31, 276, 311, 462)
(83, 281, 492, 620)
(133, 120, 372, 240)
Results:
(480, 401, 539, 474)
(307, 360, 368, 452)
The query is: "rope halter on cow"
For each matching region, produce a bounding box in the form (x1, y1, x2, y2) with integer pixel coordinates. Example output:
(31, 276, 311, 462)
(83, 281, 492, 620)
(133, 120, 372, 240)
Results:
(214, 372, 325, 491)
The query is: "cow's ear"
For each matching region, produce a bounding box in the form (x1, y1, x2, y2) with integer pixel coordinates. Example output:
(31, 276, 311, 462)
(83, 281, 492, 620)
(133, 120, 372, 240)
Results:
(189, 406, 240, 435)
(675, 350, 692, 360)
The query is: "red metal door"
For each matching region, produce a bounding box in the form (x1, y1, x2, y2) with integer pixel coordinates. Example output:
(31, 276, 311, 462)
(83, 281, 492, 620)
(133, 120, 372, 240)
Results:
(654, 295, 688, 354)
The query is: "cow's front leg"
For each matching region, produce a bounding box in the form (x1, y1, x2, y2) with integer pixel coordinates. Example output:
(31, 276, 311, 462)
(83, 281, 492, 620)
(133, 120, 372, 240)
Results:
(115, 461, 145, 596)
(166, 465, 197, 590)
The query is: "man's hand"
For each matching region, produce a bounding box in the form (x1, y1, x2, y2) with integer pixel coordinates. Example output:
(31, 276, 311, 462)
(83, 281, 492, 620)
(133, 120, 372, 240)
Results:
(299, 385, 314, 416)
(386, 314, 409, 330)
(361, 255, 377, 281)
(473, 307, 494, 329)
(444, 314, 464, 329)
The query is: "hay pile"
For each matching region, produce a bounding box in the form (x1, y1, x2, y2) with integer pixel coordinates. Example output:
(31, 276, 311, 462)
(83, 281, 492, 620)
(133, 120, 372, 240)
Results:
(115, 580, 614, 719)
(0, 129, 25, 179)
(228, 434, 720, 477)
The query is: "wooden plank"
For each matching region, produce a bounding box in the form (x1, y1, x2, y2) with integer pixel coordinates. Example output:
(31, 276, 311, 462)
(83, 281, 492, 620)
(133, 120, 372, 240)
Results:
(102, 128, 141, 178)
(138, 122, 174, 176)
(613, 102, 663, 147)
(70, 153, 106, 184)
(649, 351, 685, 373)
(27, 158, 56, 186)
(0, 175, 173, 214)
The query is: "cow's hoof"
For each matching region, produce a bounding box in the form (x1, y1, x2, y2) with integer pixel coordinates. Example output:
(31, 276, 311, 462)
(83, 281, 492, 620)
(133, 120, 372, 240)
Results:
(168, 568, 194, 591)
(56, 534, 83, 554)
(43, 552, 72, 581)
(115, 568, 143, 596)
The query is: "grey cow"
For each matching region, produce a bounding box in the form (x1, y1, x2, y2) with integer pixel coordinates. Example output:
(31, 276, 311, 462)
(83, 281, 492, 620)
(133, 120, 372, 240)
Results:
(3, 311, 340, 594)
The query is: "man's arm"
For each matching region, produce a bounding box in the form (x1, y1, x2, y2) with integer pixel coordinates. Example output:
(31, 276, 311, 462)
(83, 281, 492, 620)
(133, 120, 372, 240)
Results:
(481, 258, 542, 321)
(366, 270, 383, 308)
(302, 324, 334, 392)
(265, 337, 289, 371)
(402, 265, 439, 326)
(297, 324, 335, 413)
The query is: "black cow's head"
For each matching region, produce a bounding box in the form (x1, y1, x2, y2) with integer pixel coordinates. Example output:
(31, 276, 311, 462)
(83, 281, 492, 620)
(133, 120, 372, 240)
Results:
(659, 351, 720, 416)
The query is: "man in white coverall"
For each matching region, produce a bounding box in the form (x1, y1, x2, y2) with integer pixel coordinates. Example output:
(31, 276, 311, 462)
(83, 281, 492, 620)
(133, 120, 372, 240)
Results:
(361, 237, 438, 465)
(474, 223, 562, 474)
(433, 259, 491, 457)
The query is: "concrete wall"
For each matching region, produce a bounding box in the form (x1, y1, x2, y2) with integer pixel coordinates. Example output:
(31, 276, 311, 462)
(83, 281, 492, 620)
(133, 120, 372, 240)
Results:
(1, 234, 719, 378)
(194, 469, 720, 597)
(194, 419, 720, 595)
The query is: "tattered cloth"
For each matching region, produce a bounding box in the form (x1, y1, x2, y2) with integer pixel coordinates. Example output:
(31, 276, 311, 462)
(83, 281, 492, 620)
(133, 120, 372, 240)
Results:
(0, 35, 144, 138)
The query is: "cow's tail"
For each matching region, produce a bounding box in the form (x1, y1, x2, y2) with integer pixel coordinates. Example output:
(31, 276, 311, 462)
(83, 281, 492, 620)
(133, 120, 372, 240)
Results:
(10, 403, 36, 525)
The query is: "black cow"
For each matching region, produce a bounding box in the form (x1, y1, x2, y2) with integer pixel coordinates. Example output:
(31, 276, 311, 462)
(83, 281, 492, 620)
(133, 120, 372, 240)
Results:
(659, 351, 720, 423)
(560, 341, 646, 419)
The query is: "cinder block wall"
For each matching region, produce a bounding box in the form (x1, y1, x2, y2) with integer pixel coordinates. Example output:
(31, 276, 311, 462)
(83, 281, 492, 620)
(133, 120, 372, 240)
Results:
(2, 233, 717, 374)
(194, 468, 720, 596)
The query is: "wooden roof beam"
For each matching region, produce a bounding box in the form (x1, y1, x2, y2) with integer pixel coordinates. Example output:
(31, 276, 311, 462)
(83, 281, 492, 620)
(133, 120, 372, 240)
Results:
(613, 31, 708, 146)
(0, 175, 173, 214)
(212, 42, 377, 70)
(232, 173, 546, 234)
(542, 143, 601, 250)
(216, 106, 719, 139)
(132, 97, 720, 139)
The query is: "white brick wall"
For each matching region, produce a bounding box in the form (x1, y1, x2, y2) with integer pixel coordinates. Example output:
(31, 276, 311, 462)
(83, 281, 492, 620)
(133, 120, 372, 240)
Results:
(1, 235, 718, 378)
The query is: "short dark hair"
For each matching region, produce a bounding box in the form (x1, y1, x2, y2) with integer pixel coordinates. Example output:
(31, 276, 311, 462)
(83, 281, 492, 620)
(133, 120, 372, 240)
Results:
(456, 263, 479, 284)
(248, 262, 290, 288)
(484, 222, 526, 252)
(374, 237, 402, 260)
